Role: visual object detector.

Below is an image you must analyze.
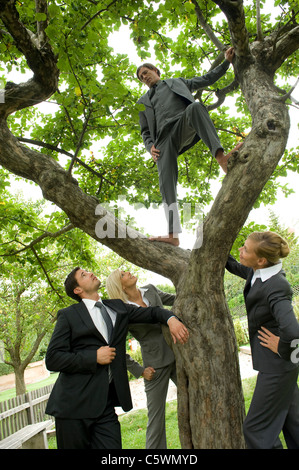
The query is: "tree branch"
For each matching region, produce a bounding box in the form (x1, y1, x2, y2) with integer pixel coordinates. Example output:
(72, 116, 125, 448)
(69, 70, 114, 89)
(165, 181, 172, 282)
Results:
(17, 137, 73, 158)
(0, 0, 59, 117)
(270, 25, 299, 72)
(205, 79, 239, 111)
(30, 245, 64, 300)
(16, 136, 118, 186)
(0, 223, 74, 257)
(35, 0, 49, 47)
(276, 75, 299, 103)
(256, 0, 263, 41)
(80, 0, 118, 31)
(212, 0, 253, 64)
(191, 0, 225, 51)
(0, 121, 190, 285)
(67, 109, 93, 177)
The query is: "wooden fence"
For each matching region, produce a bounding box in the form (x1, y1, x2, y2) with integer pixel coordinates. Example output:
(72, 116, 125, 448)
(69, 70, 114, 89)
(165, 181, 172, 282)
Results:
(0, 384, 54, 441)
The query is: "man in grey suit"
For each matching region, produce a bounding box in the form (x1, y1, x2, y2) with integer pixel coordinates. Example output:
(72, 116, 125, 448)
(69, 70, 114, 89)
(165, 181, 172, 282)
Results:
(137, 47, 241, 246)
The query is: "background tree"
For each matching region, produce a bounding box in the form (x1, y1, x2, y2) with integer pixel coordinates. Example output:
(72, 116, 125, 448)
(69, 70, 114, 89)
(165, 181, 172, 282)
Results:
(0, 263, 58, 396)
(0, 183, 146, 395)
(0, 0, 298, 448)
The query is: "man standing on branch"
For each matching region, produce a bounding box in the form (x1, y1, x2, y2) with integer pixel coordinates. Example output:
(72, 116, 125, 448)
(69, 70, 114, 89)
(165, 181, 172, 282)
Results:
(137, 47, 242, 246)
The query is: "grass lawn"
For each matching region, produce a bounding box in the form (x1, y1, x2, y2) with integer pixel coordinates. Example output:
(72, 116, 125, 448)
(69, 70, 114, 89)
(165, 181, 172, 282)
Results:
(118, 400, 180, 449)
(47, 375, 259, 449)
(2, 373, 296, 449)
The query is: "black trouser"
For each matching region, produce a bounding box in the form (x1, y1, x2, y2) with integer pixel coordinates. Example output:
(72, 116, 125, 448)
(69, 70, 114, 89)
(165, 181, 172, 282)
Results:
(55, 388, 121, 449)
(243, 367, 299, 449)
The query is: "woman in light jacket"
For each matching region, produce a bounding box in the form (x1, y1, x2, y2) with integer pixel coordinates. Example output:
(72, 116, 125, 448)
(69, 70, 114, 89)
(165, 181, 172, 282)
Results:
(226, 231, 299, 449)
(106, 269, 176, 449)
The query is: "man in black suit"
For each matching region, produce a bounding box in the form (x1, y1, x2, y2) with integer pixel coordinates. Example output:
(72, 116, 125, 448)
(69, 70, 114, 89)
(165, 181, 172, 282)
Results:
(45, 267, 188, 449)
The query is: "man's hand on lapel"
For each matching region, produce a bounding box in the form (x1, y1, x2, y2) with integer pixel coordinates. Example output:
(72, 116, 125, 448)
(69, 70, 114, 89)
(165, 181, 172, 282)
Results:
(97, 346, 116, 364)
(168, 317, 189, 345)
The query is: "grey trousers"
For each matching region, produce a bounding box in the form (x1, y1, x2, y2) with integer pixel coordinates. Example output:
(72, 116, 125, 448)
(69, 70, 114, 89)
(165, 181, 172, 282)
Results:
(243, 368, 299, 449)
(144, 361, 177, 449)
(155, 101, 222, 234)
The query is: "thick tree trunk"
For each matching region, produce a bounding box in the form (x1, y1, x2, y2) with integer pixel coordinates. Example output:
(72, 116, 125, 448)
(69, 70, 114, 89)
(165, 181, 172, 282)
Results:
(174, 278, 245, 448)
(171, 74, 290, 450)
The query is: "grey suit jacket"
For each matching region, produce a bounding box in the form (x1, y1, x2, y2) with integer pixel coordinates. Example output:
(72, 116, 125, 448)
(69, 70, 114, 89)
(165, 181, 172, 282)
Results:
(138, 60, 230, 155)
(126, 284, 176, 378)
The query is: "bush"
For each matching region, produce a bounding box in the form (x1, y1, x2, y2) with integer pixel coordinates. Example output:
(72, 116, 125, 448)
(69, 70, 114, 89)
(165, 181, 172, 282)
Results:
(234, 319, 249, 347)
(126, 346, 143, 381)
(293, 297, 299, 321)
(0, 363, 13, 377)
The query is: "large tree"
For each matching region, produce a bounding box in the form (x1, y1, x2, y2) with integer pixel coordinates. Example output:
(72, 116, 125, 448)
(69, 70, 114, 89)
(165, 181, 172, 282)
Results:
(0, 0, 298, 448)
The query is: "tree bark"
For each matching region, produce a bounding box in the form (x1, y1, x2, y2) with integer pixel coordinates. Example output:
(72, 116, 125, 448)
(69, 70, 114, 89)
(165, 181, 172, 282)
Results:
(14, 367, 26, 396)
(174, 274, 245, 448)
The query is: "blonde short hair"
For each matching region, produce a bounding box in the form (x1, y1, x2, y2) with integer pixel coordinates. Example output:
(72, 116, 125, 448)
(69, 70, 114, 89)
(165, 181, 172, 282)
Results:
(106, 269, 128, 303)
(248, 231, 290, 266)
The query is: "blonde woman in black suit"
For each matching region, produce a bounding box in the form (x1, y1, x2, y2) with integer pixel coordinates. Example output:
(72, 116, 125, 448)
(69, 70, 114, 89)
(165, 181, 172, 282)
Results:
(106, 269, 176, 449)
(226, 231, 299, 449)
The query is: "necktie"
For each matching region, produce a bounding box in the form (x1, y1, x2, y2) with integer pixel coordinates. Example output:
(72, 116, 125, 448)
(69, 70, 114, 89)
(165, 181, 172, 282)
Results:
(149, 84, 157, 100)
(95, 302, 113, 343)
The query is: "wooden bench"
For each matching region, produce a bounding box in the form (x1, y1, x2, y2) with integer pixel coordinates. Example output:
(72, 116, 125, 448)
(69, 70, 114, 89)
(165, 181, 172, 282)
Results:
(0, 420, 53, 449)
(0, 384, 54, 449)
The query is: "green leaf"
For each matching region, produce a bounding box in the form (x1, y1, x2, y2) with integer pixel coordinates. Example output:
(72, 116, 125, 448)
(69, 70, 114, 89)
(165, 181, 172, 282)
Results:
(35, 12, 47, 22)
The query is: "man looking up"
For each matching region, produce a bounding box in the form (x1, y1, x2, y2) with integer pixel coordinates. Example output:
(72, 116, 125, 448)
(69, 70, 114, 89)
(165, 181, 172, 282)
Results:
(45, 267, 188, 449)
(137, 47, 242, 246)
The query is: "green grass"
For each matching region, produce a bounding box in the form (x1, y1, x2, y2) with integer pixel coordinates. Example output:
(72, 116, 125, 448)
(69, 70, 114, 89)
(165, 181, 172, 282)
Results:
(2, 373, 298, 449)
(119, 400, 179, 449)
(48, 376, 259, 450)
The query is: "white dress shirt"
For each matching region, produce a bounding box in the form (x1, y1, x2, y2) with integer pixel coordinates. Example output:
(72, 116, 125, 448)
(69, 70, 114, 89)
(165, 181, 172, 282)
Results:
(251, 261, 282, 286)
(82, 298, 116, 382)
(82, 298, 116, 342)
(127, 288, 150, 307)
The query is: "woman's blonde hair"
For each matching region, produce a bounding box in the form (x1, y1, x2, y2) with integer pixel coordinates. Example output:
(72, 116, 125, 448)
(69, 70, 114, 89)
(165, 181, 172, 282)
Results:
(248, 231, 290, 266)
(105, 269, 129, 302)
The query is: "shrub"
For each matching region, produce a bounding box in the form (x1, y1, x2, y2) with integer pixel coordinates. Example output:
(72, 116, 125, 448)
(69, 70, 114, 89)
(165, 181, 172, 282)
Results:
(234, 319, 249, 347)
(126, 346, 143, 381)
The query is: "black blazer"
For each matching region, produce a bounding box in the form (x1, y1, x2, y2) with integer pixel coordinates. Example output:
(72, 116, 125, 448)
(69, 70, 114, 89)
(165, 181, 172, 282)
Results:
(45, 299, 174, 419)
(226, 255, 299, 374)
